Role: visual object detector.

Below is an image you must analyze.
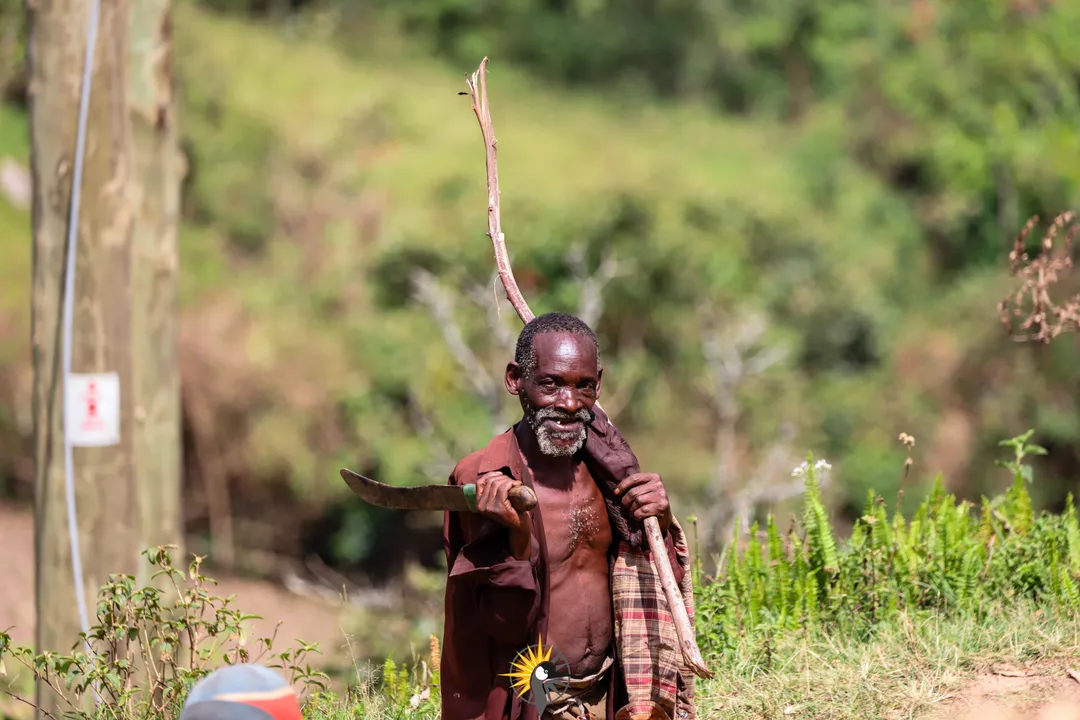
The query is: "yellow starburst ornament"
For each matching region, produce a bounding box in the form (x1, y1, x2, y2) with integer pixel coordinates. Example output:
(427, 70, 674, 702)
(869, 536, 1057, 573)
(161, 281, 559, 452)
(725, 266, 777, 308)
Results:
(501, 633, 554, 698)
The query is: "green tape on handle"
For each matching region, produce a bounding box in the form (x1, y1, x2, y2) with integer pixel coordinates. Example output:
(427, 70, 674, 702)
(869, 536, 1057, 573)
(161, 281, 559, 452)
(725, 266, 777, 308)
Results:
(462, 483, 478, 512)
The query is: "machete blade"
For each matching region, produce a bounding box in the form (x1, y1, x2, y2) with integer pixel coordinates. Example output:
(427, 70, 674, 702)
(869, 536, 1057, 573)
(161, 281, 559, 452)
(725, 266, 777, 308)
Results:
(339, 468, 538, 513)
(340, 468, 475, 512)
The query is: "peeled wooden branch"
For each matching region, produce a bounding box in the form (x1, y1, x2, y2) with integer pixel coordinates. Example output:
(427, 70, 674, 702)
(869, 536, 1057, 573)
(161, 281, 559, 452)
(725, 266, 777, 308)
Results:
(463, 57, 713, 680)
(464, 57, 534, 325)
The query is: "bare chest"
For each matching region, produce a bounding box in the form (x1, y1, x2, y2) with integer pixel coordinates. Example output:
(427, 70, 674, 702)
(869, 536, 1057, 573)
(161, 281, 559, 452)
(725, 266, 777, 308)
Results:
(532, 466, 613, 565)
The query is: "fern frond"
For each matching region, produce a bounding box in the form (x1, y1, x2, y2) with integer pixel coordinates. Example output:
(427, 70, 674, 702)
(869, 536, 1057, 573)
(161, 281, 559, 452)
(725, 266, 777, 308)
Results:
(1064, 493, 1080, 576)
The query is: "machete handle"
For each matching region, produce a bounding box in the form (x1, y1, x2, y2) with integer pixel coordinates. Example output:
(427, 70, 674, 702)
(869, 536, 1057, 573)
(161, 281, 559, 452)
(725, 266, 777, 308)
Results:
(461, 482, 538, 512)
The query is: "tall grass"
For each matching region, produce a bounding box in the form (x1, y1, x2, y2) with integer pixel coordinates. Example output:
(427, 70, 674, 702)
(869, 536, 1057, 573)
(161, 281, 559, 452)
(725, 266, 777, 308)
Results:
(694, 430, 1080, 662)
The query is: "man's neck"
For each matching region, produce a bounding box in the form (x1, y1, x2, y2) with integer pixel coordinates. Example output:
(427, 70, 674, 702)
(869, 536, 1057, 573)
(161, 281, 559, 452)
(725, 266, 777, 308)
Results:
(514, 422, 577, 487)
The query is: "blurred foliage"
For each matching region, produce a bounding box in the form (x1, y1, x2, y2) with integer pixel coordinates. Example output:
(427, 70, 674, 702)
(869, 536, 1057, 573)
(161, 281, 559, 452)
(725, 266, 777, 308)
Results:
(367, 0, 1080, 277)
(0, 0, 25, 100)
(0, 0, 1079, 579)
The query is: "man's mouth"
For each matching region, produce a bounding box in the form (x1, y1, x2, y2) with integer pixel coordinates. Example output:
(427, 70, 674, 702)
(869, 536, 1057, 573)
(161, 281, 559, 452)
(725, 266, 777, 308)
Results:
(526, 405, 591, 456)
(543, 417, 583, 433)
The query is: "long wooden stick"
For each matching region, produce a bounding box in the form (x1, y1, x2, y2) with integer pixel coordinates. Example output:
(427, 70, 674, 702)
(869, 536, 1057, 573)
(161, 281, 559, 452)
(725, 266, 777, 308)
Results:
(463, 57, 534, 325)
(463, 57, 713, 680)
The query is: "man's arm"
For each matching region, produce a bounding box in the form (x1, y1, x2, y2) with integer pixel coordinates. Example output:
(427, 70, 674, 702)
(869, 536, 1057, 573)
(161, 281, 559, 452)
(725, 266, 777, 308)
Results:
(443, 461, 542, 645)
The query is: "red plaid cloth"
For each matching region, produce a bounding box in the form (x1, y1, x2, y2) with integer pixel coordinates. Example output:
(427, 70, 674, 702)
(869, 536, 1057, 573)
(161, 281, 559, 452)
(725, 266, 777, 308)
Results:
(582, 408, 697, 720)
(610, 533, 696, 720)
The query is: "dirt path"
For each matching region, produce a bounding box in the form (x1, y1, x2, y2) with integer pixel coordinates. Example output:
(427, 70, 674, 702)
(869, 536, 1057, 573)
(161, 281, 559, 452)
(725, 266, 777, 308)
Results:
(923, 661, 1080, 719)
(0, 502, 354, 664)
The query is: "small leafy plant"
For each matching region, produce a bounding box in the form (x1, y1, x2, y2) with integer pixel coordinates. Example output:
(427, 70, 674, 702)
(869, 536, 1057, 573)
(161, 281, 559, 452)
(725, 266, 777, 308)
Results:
(378, 633, 441, 718)
(0, 545, 329, 720)
(301, 634, 442, 720)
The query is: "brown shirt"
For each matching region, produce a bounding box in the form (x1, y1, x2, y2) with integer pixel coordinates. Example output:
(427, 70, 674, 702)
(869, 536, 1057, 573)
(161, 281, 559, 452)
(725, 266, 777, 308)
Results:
(440, 423, 685, 720)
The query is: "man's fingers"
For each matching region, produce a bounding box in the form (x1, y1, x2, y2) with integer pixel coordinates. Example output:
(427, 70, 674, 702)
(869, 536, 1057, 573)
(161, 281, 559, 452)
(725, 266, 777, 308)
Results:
(623, 485, 670, 520)
(477, 475, 503, 511)
(476, 475, 526, 524)
(612, 473, 672, 524)
(477, 470, 507, 492)
(632, 502, 668, 520)
(475, 473, 492, 500)
(476, 472, 511, 501)
(614, 474, 647, 496)
(615, 472, 663, 498)
(621, 484, 659, 509)
(630, 497, 663, 515)
(620, 485, 647, 504)
(492, 479, 512, 508)
(483, 480, 507, 509)
(632, 505, 654, 519)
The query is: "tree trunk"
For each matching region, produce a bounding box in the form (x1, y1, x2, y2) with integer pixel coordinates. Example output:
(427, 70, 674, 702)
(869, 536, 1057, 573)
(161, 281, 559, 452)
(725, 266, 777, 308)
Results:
(127, 0, 184, 590)
(27, 0, 183, 716)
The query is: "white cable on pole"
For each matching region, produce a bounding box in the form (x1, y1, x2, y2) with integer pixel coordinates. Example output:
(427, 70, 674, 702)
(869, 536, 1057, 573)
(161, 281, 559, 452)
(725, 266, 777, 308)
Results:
(61, 0, 102, 660)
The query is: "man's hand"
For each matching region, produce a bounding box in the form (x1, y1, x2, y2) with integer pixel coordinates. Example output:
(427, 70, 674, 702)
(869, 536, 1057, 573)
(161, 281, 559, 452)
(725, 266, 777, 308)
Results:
(614, 472, 673, 533)
(475, 470, 533, 560)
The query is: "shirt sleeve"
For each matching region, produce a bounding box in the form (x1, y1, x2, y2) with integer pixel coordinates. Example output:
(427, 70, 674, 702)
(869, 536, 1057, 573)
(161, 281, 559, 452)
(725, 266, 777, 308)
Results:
(443, 462, 542, 646)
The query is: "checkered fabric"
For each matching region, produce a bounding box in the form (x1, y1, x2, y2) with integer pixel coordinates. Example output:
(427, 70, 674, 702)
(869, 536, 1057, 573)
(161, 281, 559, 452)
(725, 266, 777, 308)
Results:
(582, 408, 697, 720)
(610, 528, 695, 720)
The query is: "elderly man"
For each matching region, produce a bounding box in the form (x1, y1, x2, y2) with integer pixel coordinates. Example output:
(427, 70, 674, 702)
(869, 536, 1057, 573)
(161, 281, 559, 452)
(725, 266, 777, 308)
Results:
(440, 312, 695, 720)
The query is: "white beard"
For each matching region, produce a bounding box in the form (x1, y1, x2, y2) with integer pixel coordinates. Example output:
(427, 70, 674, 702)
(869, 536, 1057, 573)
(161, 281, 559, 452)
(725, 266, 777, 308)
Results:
(526, 405, 590, 457)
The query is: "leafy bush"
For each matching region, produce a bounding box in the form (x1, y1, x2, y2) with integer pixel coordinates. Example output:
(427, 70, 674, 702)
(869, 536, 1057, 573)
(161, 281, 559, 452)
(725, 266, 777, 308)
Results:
(695, 430, 1080, 660)
(0, 547, 329, 719)
(0, 544, 446, 720)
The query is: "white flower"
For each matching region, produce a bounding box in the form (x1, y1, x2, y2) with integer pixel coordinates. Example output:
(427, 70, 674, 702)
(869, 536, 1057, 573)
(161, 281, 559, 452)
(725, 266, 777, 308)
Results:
(791, 459, 831, 479)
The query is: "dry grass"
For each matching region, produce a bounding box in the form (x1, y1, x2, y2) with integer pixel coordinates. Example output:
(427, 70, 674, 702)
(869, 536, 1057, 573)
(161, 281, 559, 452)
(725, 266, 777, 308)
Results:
(265, 601, 1080, 720)
(691, 603, 1080, 720)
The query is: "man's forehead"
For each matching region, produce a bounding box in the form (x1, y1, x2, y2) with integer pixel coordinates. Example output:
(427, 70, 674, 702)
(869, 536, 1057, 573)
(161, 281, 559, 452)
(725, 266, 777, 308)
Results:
(532, 332, 597, 368)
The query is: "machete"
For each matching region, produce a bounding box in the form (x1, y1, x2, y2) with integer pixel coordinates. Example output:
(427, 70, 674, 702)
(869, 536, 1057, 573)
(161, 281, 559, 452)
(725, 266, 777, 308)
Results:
(340, 468, 538, 513)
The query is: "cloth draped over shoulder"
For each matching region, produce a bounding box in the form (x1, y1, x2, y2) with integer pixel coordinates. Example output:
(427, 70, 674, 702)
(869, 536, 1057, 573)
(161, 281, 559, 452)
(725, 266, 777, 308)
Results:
(440, 405, 697, 720)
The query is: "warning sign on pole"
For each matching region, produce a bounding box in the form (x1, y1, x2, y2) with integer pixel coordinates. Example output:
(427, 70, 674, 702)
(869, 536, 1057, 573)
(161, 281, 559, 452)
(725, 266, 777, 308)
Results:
(65, 372, 120, 447)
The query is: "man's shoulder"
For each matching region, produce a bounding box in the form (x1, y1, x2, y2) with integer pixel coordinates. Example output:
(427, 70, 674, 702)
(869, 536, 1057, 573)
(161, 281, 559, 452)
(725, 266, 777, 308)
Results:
(448, 428, 521, 486)
(448, 447, 487, 486)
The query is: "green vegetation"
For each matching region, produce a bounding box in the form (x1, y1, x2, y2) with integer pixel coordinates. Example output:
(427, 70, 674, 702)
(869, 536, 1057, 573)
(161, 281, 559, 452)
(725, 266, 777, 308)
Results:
(695, 431, 1080, 653)
(2, 0, 1077, 574)
(2, 0, 1080, 715)
(4, 431, 1078, 719)
(0, 548, 331, 720)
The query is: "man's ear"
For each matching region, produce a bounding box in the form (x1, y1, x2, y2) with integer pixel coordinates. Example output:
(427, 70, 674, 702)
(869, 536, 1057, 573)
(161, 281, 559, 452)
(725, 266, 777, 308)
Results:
(505, 361, 524, 396)
(595, 365, 604, 397)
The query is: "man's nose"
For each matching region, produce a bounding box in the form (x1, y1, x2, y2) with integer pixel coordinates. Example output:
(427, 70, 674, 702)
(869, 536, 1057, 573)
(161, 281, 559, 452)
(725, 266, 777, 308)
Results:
(553, 386, 582, 413)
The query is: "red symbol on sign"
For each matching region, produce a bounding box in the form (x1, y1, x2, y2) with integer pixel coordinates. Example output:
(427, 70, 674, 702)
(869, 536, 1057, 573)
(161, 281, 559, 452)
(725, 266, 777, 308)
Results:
(81, 381, 104, 431)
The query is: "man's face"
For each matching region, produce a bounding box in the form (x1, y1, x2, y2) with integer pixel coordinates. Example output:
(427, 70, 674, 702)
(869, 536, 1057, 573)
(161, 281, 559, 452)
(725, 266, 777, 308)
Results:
(507, 332, 602, 457)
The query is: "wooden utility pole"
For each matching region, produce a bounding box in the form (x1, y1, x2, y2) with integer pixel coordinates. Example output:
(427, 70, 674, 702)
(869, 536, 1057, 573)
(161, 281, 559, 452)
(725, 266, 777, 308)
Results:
(27, 0, 183, 715)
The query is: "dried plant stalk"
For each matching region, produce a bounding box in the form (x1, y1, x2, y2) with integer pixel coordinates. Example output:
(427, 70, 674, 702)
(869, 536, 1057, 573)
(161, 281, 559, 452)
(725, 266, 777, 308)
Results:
(999, 212, 1080, 343)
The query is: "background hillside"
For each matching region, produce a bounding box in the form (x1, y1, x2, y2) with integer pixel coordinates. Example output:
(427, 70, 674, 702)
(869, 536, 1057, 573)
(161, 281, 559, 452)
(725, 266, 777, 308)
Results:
(1, 0, 1080, 667)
